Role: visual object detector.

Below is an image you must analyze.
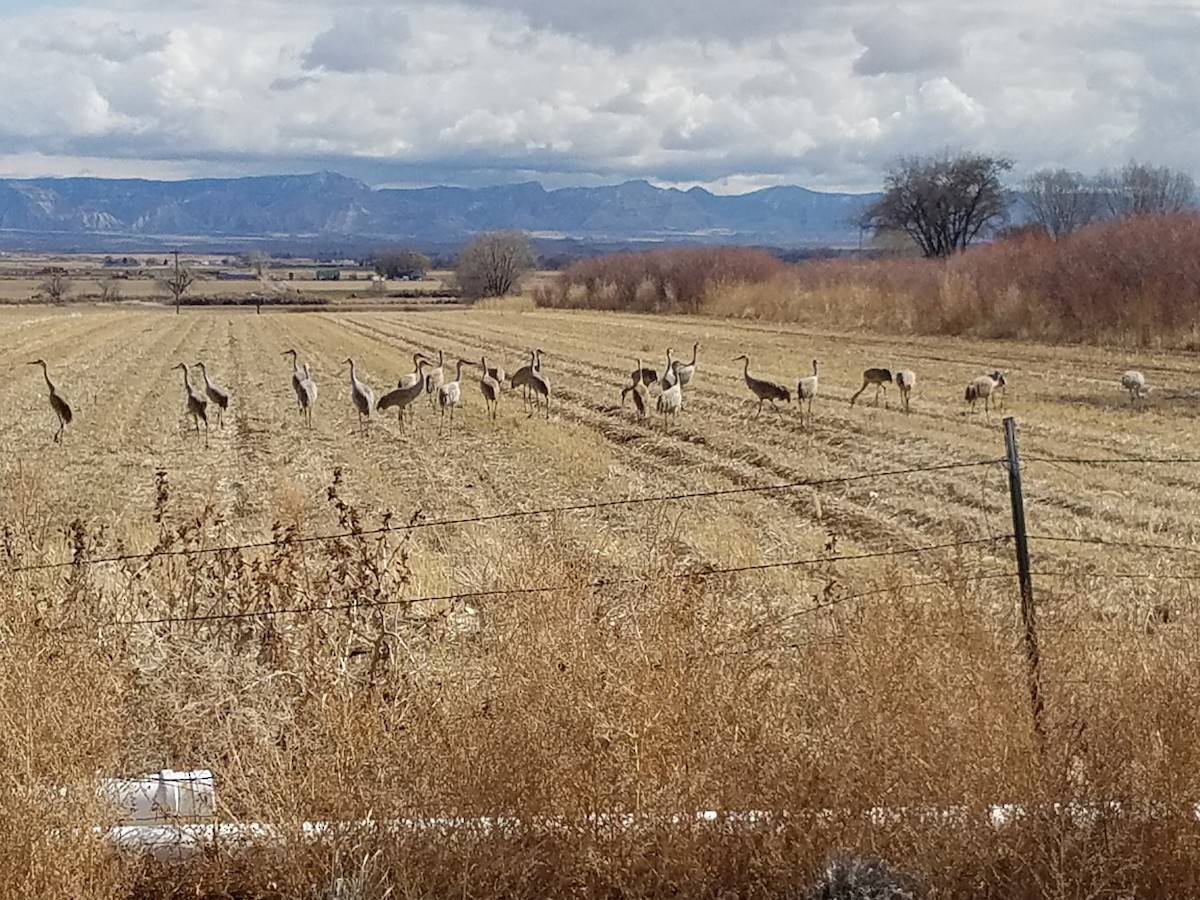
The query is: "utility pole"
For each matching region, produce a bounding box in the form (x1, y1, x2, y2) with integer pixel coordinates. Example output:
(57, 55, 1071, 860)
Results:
(173, 250, 181, 315)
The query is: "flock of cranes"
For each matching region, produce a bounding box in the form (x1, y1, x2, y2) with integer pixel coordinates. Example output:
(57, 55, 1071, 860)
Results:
(21, 341, 1153, 444)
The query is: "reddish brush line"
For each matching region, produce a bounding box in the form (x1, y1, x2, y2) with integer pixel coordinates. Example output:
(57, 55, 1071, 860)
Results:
(540, 216, 1200, 347)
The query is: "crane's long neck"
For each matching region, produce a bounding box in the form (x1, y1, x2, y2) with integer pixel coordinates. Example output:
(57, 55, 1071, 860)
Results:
(348, 360, 357, 384)
(200, 366, 212, 388)
(688, 343, 698, 367)
(455, 360, 465, 382)
(742, 358, 750, 377)
(39, 363, 55, 393)
(179, 365, 191, 389)
(534, 350, 542, 371)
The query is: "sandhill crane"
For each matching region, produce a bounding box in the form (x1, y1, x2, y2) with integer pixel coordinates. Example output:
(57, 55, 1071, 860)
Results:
(480, 355, 501, 421)
(438, 359, 470, 432)
(282, 349, 305, 413)
(673, 341, 699, 387)
(621, 381, 649, 419)
(797, 359, 819, 427)
(734, 354, 790, 419)
(193, 362, 229, 428)
(965, 371, 1006, 420)
(659, 347, 679, 390)
(850, 367, 893, 407)
(629, 357, 658, 388)
(1120, 370, 1146, 405)
(425, 350, 445, 407)
(528, 357, 551, 419)
(656, 379, 682, 429)
(345, 357, 374, 435)
(510, 348, 544, 409)
(484, 360, 506, 387)
(173, 362, 208, 447)
(397, 352, 428, 390)
(27, 358, 72, 443)
(896, 369, 916, 414)
(298, 363, 317, 428)
(376, 359, 427, 432)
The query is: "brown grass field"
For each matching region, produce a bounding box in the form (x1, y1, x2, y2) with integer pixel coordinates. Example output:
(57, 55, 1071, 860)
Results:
(5, 302, 1200, 898)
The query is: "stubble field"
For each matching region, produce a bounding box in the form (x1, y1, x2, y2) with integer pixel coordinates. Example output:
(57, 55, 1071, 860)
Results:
(5, 303, 1200, 897)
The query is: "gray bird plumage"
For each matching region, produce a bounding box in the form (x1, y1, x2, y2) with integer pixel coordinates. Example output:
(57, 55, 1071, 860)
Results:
(27, 358, 72, 444)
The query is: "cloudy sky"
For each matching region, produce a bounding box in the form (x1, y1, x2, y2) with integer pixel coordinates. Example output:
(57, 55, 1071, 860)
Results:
(0, 0, 1195, 193)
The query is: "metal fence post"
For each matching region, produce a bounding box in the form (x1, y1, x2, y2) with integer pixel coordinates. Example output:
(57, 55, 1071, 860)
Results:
(1004, 416, 1046, 752)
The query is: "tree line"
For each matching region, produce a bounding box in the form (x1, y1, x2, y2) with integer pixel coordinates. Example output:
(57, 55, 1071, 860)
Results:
(865, 156, 1197, 258)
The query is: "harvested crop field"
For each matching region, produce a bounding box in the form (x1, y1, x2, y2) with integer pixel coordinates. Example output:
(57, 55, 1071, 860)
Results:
(4, 304, 1200, 898)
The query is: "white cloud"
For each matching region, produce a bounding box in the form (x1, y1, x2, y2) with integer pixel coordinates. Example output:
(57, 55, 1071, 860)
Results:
(852, 7, 961, 76)
(0, 0, 1192, 193)
(301, 8, 412, 73)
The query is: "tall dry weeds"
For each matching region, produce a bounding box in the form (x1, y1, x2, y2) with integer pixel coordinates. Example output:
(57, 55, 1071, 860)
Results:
(536, 217, 1200, 349)
(5, 467, 1200, 897)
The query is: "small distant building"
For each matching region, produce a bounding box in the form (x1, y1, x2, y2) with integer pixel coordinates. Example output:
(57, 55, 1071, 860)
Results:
(315, 267, 341, 281)
(215, 270, 257, 281)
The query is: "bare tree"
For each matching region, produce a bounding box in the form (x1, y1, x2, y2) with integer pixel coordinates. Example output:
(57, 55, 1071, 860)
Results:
(97, 278, 123, 302)
(1097, 161, 1195, 218)
(164, 250, 195, 313)
(455, 231, 536, 299)
(40, 271, 71, 303)
(243, 250, 270, 278)
(1024, 168, 1101, 238)
(862, 153, 1013, 257)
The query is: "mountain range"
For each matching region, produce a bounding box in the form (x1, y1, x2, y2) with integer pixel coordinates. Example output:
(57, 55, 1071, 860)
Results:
(0, 172, 876, 252)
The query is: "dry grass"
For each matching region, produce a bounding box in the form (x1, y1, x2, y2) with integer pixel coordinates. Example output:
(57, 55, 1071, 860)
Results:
(4, 306, 1200, 897)
(707, 217, 1200, 348)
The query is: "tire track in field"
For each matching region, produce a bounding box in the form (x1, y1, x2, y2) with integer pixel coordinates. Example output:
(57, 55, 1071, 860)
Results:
(394, 312, 1200, 548)
(351, 312, 1191, 576)
(337, 313, 1000, 569)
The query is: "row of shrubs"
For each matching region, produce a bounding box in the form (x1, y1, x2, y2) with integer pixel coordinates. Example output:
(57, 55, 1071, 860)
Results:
(535, 215, 1200, 347)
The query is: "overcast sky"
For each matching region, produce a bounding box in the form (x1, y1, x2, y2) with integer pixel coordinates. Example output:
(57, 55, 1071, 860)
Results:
(0, 0, 1195, 193)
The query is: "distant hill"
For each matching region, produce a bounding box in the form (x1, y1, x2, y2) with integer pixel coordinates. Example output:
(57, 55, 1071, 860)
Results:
(0, 172, 877, 252)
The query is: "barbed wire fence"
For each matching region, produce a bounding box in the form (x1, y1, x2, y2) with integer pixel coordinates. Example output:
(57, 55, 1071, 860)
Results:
(6, 422, 1200, 745)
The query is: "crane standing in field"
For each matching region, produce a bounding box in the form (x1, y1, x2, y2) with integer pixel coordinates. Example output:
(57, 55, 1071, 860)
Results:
(629, 357, 658, 389)
(734, 354, 790, 419)
(527, 355, 551, 419)
(510, 348, 545, 410)
(298, 363, 317, 428)
(895, 369, 916, 414)
(345, 357, 374, 435)
(425, 350, 445, 407)
(376, 359, 427, 431)
(194, 361, 229, 428)
(796, 359, 819, 428)
(173, 362, 209, 447)
(656, 378, 682, 430)
(1120, 370, 1147, 405)
(850, 367, 893, 407)
(480, 355, 501, 421)
(438, 358, 470, 432)
(965, 371, 1006, 421)
(673, 341, 699, 387)
(27, 358, 73, 444)
(397, 352, 428, 390)
(621, 381, 648, 419)
(282, 349, 306, 414)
